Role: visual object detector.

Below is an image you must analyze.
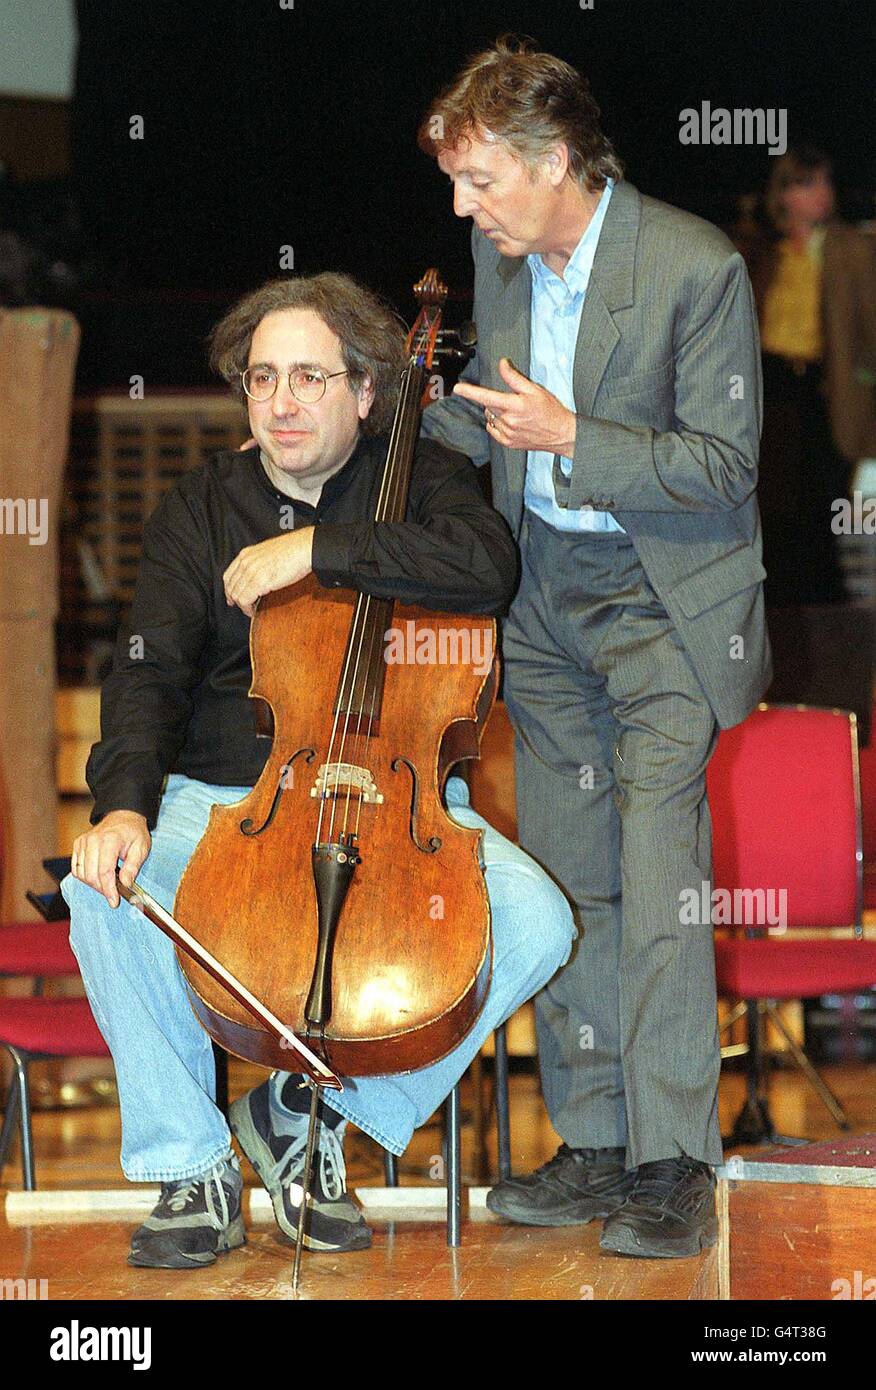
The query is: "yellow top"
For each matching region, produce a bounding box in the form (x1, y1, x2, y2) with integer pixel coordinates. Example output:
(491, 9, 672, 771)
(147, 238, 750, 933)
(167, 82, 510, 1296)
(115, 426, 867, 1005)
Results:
(760, 230, 824, 362)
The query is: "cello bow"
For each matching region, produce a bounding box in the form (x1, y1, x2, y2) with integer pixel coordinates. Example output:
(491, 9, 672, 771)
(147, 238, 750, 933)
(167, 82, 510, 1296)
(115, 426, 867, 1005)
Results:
(116, 876, 342, 1090)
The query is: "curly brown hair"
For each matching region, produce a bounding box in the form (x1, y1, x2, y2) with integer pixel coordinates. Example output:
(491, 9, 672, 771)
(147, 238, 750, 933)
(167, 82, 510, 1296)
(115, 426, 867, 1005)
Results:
(418, 34, 623, 192)
(208, 273, 407, 436)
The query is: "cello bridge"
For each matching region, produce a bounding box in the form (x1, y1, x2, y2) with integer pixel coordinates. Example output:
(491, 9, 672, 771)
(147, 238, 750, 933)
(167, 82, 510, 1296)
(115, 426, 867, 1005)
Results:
(310, 762, 384, 804)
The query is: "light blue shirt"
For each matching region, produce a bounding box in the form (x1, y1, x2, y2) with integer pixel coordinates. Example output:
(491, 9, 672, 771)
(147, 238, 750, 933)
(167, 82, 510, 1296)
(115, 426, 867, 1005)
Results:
(524, 178, 625, 533)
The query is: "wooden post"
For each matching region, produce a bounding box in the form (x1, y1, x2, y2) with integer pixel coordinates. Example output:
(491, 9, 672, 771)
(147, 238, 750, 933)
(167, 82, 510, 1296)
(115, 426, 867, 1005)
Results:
(0, 308, 80, 919)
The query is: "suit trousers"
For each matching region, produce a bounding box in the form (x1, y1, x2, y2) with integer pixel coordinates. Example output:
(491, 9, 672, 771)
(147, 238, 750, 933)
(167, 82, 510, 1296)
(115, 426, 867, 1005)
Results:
(502, 510, 724, 1168)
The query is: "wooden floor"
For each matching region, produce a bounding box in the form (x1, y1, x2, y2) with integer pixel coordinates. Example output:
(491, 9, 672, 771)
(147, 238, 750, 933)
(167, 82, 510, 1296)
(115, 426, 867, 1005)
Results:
(2, 1060, 874, 1300)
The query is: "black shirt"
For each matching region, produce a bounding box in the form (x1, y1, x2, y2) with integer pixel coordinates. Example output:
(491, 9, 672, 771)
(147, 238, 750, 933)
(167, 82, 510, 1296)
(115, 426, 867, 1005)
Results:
(86, 436, 518, 828)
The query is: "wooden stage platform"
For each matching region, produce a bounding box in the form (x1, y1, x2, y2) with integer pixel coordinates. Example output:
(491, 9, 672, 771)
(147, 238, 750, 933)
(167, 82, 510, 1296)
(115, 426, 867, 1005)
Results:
(1, 1064, 874, 1301)
(1, 1197, 717, 1302)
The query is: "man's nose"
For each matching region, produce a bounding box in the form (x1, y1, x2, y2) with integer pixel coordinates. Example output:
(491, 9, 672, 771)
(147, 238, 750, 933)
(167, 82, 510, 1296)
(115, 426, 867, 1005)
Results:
(271, 379, 300, 416)
(453, 184, 478, 219)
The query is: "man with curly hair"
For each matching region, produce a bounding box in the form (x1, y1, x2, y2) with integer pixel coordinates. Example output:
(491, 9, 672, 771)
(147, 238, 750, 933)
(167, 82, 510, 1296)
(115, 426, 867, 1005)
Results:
(64, 271, 575, 1268)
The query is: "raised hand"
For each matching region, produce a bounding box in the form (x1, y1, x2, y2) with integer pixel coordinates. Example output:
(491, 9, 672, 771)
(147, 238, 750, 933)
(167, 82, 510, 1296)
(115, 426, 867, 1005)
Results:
(453, 357, 578, 458)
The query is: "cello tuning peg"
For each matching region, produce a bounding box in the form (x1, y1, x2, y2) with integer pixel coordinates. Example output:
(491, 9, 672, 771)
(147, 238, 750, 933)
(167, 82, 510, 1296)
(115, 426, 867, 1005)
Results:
(457, 320, 478, 348)
(434, 320, 478, 362)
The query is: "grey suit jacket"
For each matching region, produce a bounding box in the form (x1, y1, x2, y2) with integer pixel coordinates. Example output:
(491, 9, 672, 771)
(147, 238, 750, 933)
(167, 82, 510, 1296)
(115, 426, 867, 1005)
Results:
(421, 178, 772, 729)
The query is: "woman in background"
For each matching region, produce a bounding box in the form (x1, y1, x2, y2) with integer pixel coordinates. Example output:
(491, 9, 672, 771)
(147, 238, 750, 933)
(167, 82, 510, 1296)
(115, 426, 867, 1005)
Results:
(744, 146, 876, 606)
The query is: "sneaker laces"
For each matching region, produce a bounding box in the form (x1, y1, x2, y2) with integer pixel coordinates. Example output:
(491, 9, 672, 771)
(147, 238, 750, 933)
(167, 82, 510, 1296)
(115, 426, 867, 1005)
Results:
(165, 1179, 200, 1213)
(269, 1122, 346, 1203)
(162, 1160, 234, 1230)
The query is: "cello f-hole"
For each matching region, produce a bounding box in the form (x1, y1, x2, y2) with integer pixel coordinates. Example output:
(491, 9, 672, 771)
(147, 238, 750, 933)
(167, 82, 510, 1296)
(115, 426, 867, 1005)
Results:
(239, 746, 317, 836)
(391, 756, 442, 854)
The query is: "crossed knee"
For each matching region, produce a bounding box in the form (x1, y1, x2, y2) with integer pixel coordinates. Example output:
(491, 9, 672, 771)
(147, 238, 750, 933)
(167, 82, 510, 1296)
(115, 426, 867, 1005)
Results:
(490, 862, 576, 980)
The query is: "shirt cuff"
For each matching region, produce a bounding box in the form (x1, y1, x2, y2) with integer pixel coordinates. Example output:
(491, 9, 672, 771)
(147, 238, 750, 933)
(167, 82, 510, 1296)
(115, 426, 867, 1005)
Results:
(89, 783, 162, 831)
(552, 453, 572, 509)
(311, 523, 356, 589)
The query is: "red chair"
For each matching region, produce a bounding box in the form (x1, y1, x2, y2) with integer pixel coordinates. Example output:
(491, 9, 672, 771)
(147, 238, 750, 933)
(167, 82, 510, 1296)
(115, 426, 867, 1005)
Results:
(0, 921, 78, 981)
(0, 852, 110, 1189)
(0, 848, 79, 985)
(858, 718, 876, 911)
(707, 704, 876, 1144)
(0, 998, 110, 1189)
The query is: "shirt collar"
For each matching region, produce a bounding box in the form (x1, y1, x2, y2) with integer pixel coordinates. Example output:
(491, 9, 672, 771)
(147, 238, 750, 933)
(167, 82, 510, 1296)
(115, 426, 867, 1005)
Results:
(250, 433, 377, 516)
(528, 177, 614, 296)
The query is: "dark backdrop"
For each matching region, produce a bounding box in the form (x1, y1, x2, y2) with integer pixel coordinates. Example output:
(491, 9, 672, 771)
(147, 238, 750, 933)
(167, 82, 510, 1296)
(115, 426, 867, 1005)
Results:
(70, 0, 874, 386)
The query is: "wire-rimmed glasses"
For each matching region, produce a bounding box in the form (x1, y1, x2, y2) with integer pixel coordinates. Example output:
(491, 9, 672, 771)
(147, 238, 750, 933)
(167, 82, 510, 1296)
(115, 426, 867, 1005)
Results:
(241, 366, 350, 403)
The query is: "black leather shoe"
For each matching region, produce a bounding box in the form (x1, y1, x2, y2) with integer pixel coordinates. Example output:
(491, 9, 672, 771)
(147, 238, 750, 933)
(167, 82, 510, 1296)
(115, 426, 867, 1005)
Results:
(486, 1144, 636, 1226)
(599, 1156, 717, 1258)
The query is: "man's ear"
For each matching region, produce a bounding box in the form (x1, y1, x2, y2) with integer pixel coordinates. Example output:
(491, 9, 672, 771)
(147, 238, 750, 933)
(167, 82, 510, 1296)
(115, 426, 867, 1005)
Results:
(544, 143, 570, 186)
(356, 373, 376, 421)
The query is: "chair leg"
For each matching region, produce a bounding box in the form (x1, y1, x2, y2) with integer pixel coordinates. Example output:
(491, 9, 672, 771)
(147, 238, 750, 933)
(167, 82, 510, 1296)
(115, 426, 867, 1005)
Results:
(446, 1083, 461, 1248)
(470, 1052, 489, 1182)
(764, 1001, 850, 1130)
(726, 1000, 778, 1145)
(719, 999, 749, 1059)
(726, 1001, 808, 1147)
(0, 1071, 21, 1178)
(719, 1000, 748, 1032)
(7, 1048, 35, 1190)
(383, 1151, 398, 1186)
(213, 1043, 229, 1120)
(494, 1023, 512, 1181)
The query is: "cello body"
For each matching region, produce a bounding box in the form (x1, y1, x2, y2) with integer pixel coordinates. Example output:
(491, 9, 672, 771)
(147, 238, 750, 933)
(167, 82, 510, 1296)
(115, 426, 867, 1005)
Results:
(173, 576, 497, 1076)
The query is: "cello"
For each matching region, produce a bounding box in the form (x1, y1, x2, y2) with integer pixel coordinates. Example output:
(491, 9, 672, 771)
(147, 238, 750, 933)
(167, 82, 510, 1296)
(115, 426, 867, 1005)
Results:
(144, 269, 497, 1084)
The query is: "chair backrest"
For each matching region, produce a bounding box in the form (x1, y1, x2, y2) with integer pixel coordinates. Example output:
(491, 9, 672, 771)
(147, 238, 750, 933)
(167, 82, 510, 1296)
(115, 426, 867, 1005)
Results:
(857, 718, 876, 909)
(706, 704, 862, 930)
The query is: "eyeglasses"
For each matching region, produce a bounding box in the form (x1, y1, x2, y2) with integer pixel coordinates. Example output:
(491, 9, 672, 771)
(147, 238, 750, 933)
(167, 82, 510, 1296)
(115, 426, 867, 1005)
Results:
(241, 366, 350, 403)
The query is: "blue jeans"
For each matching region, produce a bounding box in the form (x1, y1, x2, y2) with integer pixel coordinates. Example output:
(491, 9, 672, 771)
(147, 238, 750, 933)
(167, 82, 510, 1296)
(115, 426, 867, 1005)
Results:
(63, 774, 574, 1181)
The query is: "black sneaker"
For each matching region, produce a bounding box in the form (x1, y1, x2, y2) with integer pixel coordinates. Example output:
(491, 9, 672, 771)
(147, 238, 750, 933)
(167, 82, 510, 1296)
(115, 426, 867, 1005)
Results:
(599, 1156, 717, 1258)
(128, 1154, 245, 1269)
(229, 1075, 372, 1253)
(486, 1144, 636, 1226)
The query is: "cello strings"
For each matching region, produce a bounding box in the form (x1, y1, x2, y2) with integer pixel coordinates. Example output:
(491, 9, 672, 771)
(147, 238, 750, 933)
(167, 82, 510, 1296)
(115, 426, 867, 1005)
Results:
(340, 355, 422, 836)
(315, 587, 367, 846)
(336, 380, 411, 834)
(324, 356, 419, 844)
(318, 309, 435, 848)
(350, 341, 428, 839)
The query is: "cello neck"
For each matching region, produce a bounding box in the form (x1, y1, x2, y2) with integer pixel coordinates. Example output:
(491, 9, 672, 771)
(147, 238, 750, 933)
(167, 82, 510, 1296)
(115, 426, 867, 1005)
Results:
(329, 268, 451, 730)
(373, 357, 426, 524)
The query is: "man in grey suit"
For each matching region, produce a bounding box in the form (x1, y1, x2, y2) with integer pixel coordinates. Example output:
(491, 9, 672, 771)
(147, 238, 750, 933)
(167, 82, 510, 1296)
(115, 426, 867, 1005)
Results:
(418, 38, 770, 1257)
